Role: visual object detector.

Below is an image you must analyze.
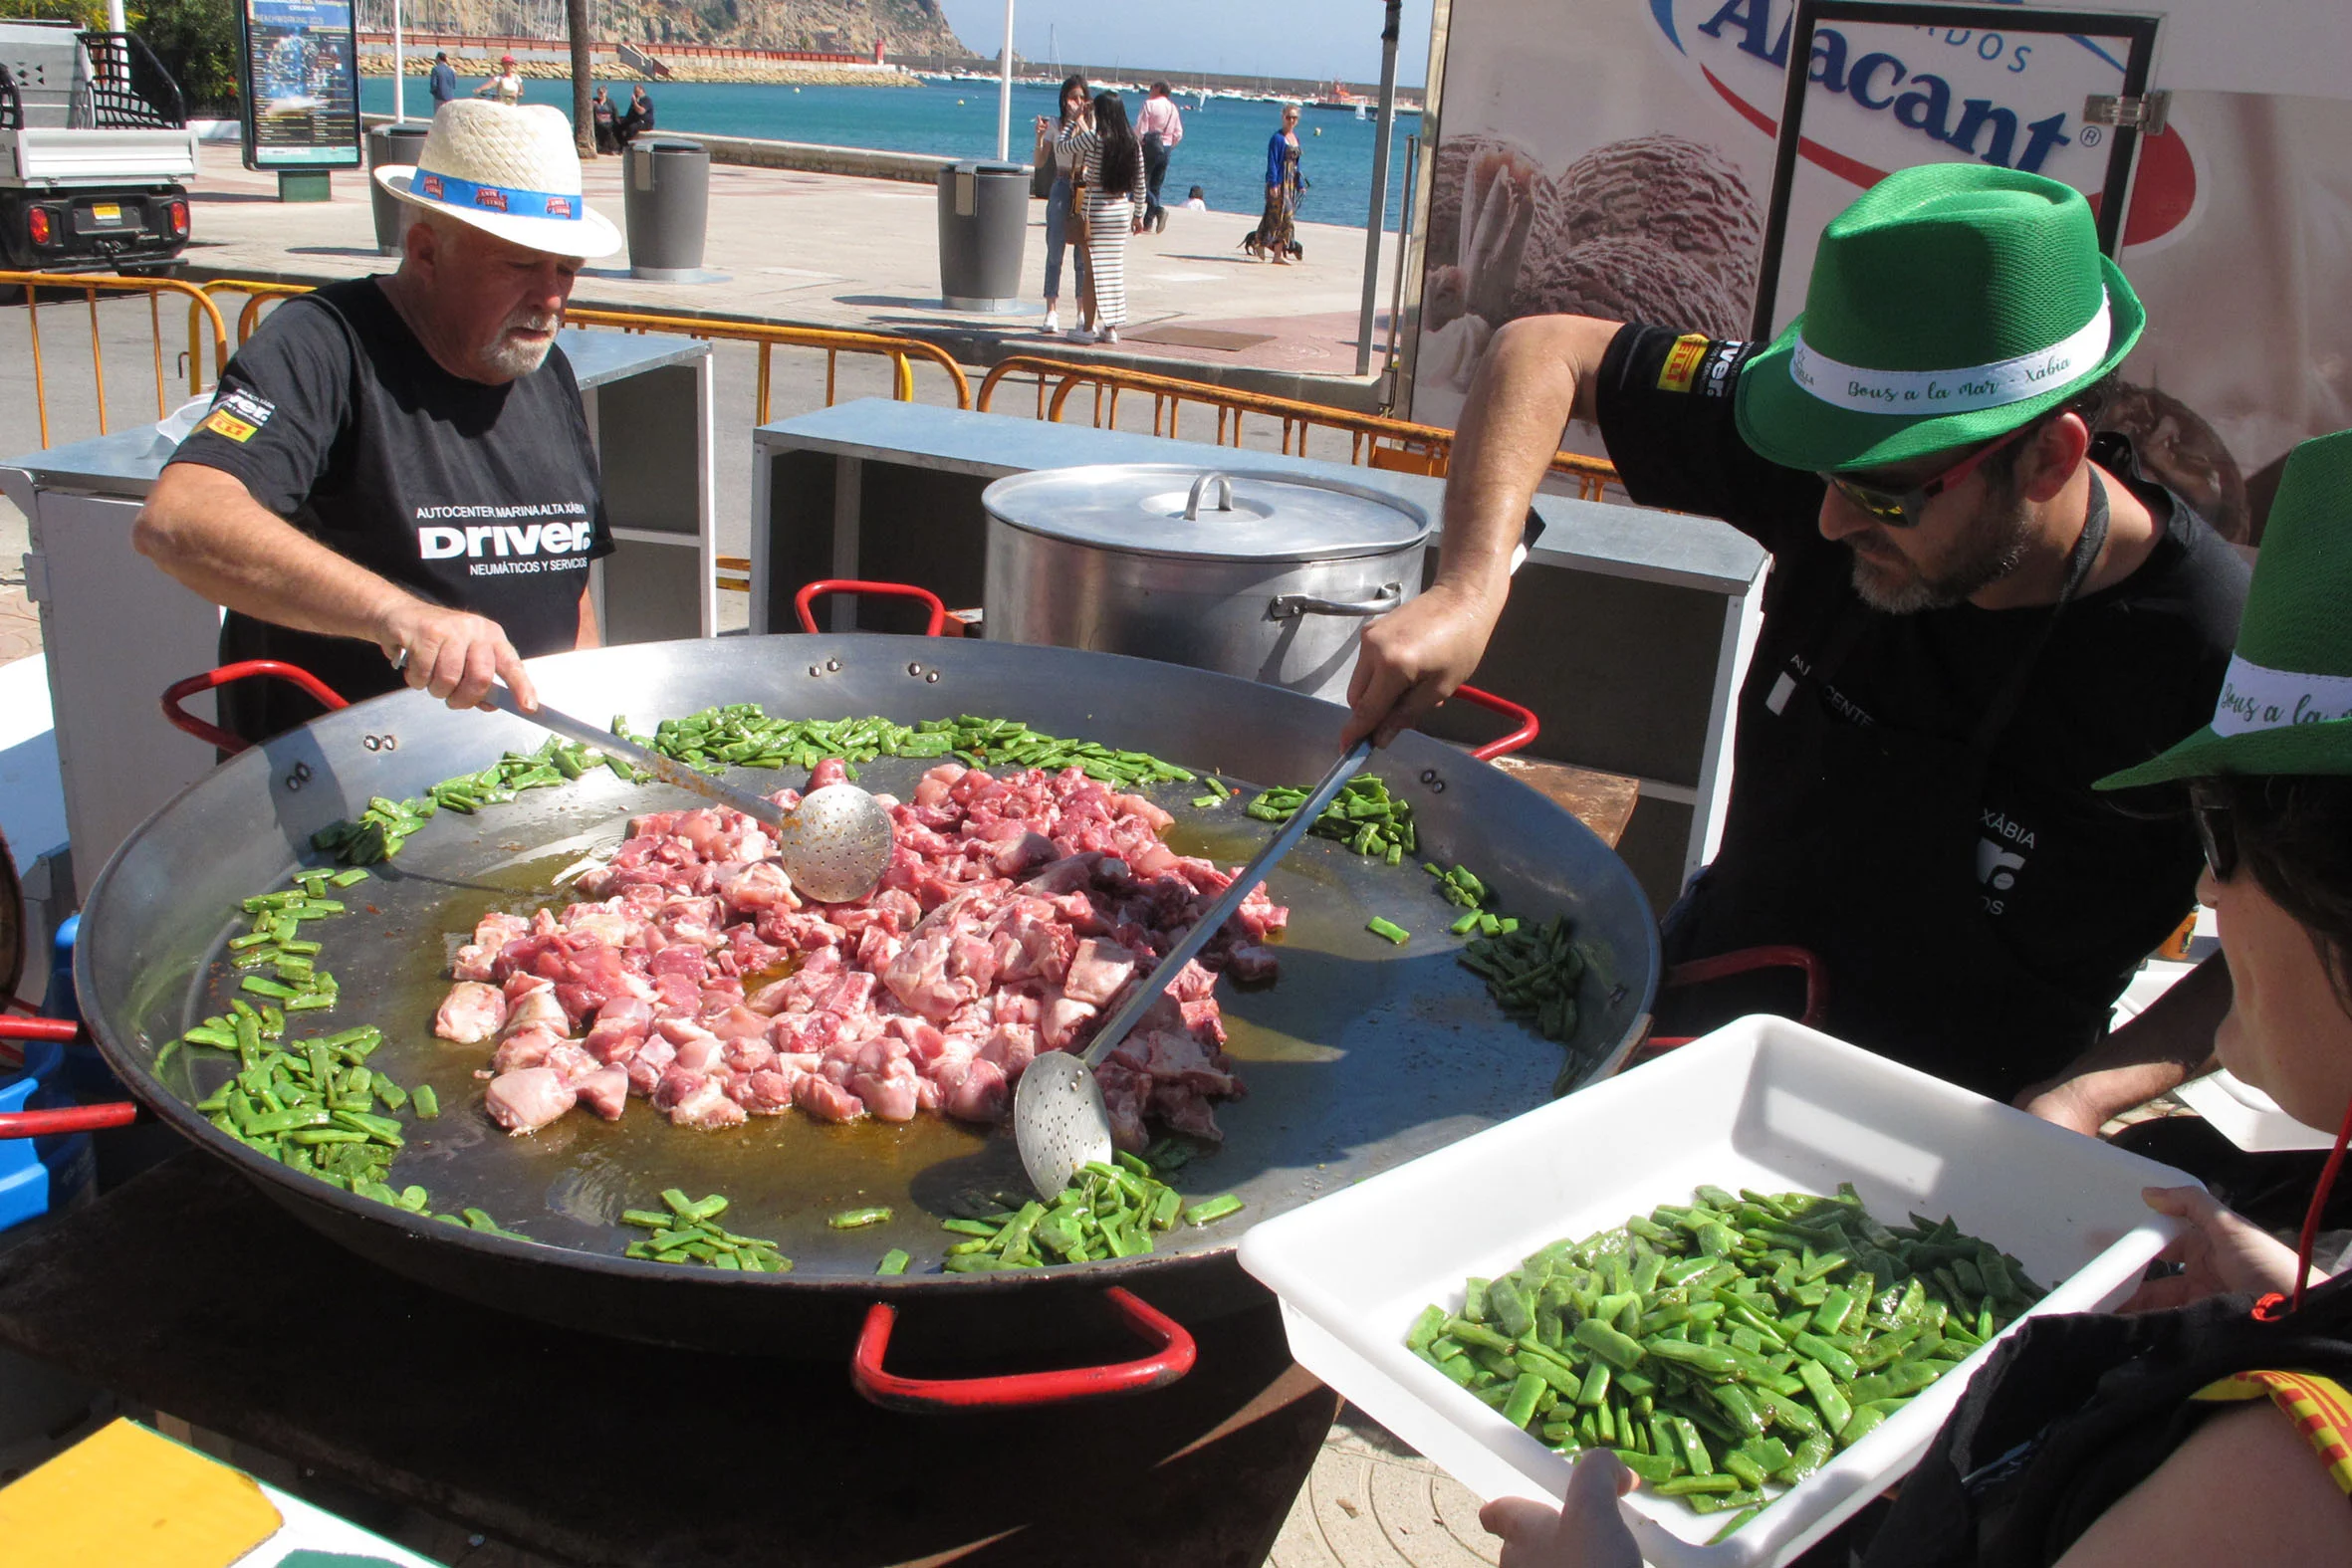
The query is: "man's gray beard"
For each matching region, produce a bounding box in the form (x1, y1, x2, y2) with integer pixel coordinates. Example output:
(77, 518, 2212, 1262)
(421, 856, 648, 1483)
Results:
(478, 316, 557, 379)
(1849, 494, 2035, 613)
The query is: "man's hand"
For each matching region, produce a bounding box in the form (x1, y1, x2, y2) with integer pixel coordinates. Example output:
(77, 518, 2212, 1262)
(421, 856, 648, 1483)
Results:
(1341, 579, 1504, 748)
(378, 600, 537, 714)
(1478, 1450, 1643, 1568)
(2013, 1076, 2111, 1138)
(2121, 1185, 2308, 1312)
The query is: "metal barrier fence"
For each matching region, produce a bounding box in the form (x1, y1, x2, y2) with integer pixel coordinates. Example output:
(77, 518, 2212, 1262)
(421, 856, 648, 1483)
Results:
(1, 271, 231, 451)
(974, 354, 1623, 500)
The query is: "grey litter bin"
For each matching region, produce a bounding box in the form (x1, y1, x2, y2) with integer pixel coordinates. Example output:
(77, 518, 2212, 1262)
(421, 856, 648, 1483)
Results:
(623, 139, 711, 281)
(366, 123, 430, 256)
(936, 159, 1030, 313)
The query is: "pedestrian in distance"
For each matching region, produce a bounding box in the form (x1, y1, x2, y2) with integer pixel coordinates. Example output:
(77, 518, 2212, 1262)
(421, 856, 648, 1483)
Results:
(589, 87, 617, 154)
(474, 53, 524, 106)
(1248, 104, 1305, 263)
(1182, 185, 1207, 211)
(1033, 73, 1092, 336)
(1136, 80, 1184, 234)
(427, 50, 458, 110)
(618, 84, 655, 146)
(1065, 91, 1146, 344)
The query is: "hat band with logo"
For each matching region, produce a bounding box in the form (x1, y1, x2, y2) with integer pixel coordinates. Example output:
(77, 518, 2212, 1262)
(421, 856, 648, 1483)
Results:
(2212, 655, 2352, 738)
(1788, 292, 2112, 417)
(413, 167, 581, 222)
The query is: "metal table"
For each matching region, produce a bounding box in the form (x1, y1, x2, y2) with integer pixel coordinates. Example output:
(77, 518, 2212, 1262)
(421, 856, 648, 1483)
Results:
(0, 328, 717, 912)
(0, 1152, 1338, 1567)
(750, 399, 1767, 907)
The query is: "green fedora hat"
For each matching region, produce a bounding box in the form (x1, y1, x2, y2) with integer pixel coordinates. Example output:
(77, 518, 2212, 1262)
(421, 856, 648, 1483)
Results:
(1736, 162, 2145, 473)
(2100, 428, 2352, 789)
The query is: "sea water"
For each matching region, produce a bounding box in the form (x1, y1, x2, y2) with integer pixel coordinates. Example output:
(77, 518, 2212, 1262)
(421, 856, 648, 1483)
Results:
(363, 76, 1418, 230)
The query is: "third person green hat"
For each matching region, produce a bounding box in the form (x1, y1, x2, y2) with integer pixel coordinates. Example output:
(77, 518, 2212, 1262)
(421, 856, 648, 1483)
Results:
(1735, 162, 2144, 474)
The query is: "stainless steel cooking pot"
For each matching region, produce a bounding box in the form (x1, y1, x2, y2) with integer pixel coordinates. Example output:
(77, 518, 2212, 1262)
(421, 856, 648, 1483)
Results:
(982, 465, 1430, 701)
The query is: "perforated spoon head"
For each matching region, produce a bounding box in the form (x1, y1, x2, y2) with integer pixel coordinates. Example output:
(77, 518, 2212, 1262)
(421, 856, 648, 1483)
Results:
(1013, 1049, 1115, 1200)
(775, 782, 896, 905)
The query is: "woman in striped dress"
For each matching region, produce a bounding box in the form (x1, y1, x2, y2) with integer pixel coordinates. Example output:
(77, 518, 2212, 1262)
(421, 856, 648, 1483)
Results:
(1069, 92, 1147, 344)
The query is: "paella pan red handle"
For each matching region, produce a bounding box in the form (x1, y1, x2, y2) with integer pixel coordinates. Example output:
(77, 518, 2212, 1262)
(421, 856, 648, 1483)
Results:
(1640, 945, 1830, 1056)
(162, 660, 351, 755)
(794, 579, 949, 639)
(1450, 685, 1538, 761)
(850, 1286, 1197, 1411)
(0, 1016, 143, 1140)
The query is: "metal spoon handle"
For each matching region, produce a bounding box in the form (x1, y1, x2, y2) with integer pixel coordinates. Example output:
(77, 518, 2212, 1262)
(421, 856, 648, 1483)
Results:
(481, 684, 790, 831)
(1077, 738, 1374, 1070)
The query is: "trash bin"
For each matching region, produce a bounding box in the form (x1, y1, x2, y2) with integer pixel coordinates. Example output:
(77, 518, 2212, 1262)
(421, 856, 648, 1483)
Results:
(366, 123, 431, 256)
(623, 138, 710, 282)
(936, 159, 1030, 313)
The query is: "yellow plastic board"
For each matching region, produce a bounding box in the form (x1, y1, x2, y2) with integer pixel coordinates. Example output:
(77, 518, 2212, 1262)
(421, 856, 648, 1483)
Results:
(0, 1417, 283, 1567)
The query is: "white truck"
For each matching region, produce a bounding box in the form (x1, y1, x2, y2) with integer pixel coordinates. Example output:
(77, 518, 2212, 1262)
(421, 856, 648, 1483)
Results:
(0, 20, 198, 274)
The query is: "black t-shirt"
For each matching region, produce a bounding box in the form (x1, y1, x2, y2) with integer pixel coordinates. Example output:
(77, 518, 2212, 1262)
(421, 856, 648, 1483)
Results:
(170, 278, 611, 743)
(1593, 324, 2247, 1086)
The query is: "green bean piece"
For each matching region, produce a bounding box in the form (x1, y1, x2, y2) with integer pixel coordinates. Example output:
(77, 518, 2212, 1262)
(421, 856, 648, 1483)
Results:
(828, 1206, 893, 1230)
(1184, 1194, 1244, 1227)
(1707, 1504, 1764, 1544)
(1366, 916, 1411, 946)
(876, 1248, 911, 1276)
(410, 1084, 440, 1119)
(1502, 1372, 1546, 1430)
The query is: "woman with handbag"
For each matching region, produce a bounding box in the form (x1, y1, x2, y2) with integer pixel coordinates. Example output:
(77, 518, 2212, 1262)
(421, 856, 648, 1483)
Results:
(1034, 74, 1091, 336)
(1066, 92, 1147, 344)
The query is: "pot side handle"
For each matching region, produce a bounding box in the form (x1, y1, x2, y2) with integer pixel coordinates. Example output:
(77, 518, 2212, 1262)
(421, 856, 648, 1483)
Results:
(850, 1285, 1198, 1412)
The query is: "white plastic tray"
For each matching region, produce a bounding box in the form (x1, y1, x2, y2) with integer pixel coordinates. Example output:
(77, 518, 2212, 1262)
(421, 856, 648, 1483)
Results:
(1237, 1016, 2194, 1568)
(2172, 1068, 2337, 1153)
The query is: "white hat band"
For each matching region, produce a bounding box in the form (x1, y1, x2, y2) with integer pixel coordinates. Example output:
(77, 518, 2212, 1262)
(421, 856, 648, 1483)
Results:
(1789, 294, 2111, 416)
(2212, 653, 2352, 738)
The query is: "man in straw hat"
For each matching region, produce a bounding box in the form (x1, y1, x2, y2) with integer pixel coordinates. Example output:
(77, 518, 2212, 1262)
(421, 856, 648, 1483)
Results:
(1344, 163, 2250, 1126)
(134, 101, 622, 745)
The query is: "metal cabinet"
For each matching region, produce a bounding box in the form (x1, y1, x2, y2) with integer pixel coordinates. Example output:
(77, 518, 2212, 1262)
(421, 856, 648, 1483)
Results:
(749, 400, 1767, 909)
(0, 329, 716, 907)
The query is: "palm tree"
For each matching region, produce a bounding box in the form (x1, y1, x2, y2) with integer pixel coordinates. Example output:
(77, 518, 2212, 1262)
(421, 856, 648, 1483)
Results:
(567, 0, 593, 155)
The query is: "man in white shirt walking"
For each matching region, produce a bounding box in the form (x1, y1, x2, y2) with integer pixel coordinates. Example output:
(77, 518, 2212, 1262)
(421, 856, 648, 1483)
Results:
(1136, 82, 1185, 234)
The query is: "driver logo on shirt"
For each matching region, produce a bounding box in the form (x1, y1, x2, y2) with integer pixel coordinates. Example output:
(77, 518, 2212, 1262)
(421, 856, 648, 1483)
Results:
(415, 503, 593, 573)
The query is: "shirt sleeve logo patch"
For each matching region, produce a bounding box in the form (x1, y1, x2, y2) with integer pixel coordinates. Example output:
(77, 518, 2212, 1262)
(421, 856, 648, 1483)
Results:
(213, 388, 277, 428)
(1658, 333, 1712, 393)
(200, 406, 259, 443)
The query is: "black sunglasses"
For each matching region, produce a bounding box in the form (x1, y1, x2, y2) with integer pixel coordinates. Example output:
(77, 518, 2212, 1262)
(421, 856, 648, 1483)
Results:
(2192, 792, 2237, 880)
(1818, 423, 2031, 530)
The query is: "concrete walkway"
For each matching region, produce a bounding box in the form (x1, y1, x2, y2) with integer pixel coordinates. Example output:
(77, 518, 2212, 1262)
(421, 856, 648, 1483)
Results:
(176, 151, 1407, 399)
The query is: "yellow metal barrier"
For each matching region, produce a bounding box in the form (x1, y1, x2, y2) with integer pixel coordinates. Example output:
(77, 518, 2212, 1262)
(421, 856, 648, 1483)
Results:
(3, 271, 232, 451)
(192, 281, 973, 415)
(976, 354, 1621, 500)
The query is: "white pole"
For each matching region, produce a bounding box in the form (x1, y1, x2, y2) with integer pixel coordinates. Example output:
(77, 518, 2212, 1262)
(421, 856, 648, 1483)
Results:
(995, 0, 1014, 160)
(1354, 0, 1402, 377)
(392, 0, 406, 122)
(106, 0, 124, 38)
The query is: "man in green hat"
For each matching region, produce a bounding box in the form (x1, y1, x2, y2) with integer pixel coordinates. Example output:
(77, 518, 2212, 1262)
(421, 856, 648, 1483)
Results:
(1345, 162, 2249, 1121)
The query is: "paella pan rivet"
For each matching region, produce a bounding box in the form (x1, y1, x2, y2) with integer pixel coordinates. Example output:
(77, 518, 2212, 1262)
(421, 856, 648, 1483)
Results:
(1609, 984, 1628, 1006)
(1420, 769, 1439, 784)
(826, 658, 841, 672)
(380, 735, 397, 751)
(924, 671, 940, 684)
(807, 664, 821, 677)
(1431, 779, 1446, 793)
(362, 736, 380, 752)
(283, 773, 303, 791)
(906, 662, 923, 677)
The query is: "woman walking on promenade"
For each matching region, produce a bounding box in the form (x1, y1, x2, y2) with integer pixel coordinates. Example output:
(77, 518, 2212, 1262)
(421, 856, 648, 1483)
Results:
(1033, 74, 1091, 336)
(1250, 104, 1304, 263)
(1070, 92, 1147, 343)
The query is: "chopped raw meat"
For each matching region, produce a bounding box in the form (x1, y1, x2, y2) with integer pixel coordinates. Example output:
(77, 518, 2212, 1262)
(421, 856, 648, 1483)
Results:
(438, 762, 1263, 1144)
(485, 1067, 576, 1134)
(433, 982, 507, 1044)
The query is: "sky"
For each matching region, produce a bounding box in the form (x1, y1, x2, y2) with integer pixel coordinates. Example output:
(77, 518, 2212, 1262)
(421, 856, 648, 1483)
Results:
(931, 0, 1435, 88)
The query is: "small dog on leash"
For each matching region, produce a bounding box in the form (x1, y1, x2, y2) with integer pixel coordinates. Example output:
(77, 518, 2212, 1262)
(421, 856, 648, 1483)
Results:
(1240, 230, 1305, 262)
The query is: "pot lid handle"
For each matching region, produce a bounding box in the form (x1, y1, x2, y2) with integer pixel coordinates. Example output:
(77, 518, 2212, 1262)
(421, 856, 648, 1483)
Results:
(1182, 472, 1234, 521)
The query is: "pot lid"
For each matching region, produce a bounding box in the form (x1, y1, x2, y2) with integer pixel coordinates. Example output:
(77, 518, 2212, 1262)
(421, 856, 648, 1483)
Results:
(982, 464, 1431, 562)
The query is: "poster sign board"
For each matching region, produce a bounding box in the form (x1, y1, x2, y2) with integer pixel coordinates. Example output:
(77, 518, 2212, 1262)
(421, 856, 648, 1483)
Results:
(237, 0, 361, 171)
(1408, 0, 2352, 538)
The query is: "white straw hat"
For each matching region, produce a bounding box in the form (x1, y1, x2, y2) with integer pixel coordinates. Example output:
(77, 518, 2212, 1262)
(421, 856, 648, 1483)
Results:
(374, 101, 621, 260)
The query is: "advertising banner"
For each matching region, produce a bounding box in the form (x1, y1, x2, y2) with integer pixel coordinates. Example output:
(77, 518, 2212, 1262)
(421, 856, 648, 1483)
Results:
(239, 0, 361, 171)
(1409, 0, 2352, 539)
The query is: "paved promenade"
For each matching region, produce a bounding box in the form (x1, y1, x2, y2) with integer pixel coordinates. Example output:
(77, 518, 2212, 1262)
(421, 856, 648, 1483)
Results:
(177, 148, 1408, 395)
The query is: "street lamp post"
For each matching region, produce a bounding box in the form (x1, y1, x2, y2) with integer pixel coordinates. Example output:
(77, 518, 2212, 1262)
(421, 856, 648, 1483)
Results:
(995, 0, 1014, 160)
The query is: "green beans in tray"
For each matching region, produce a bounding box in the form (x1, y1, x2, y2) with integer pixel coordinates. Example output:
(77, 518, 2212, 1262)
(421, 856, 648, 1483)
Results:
(1404, 1183, 2047, 1540)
